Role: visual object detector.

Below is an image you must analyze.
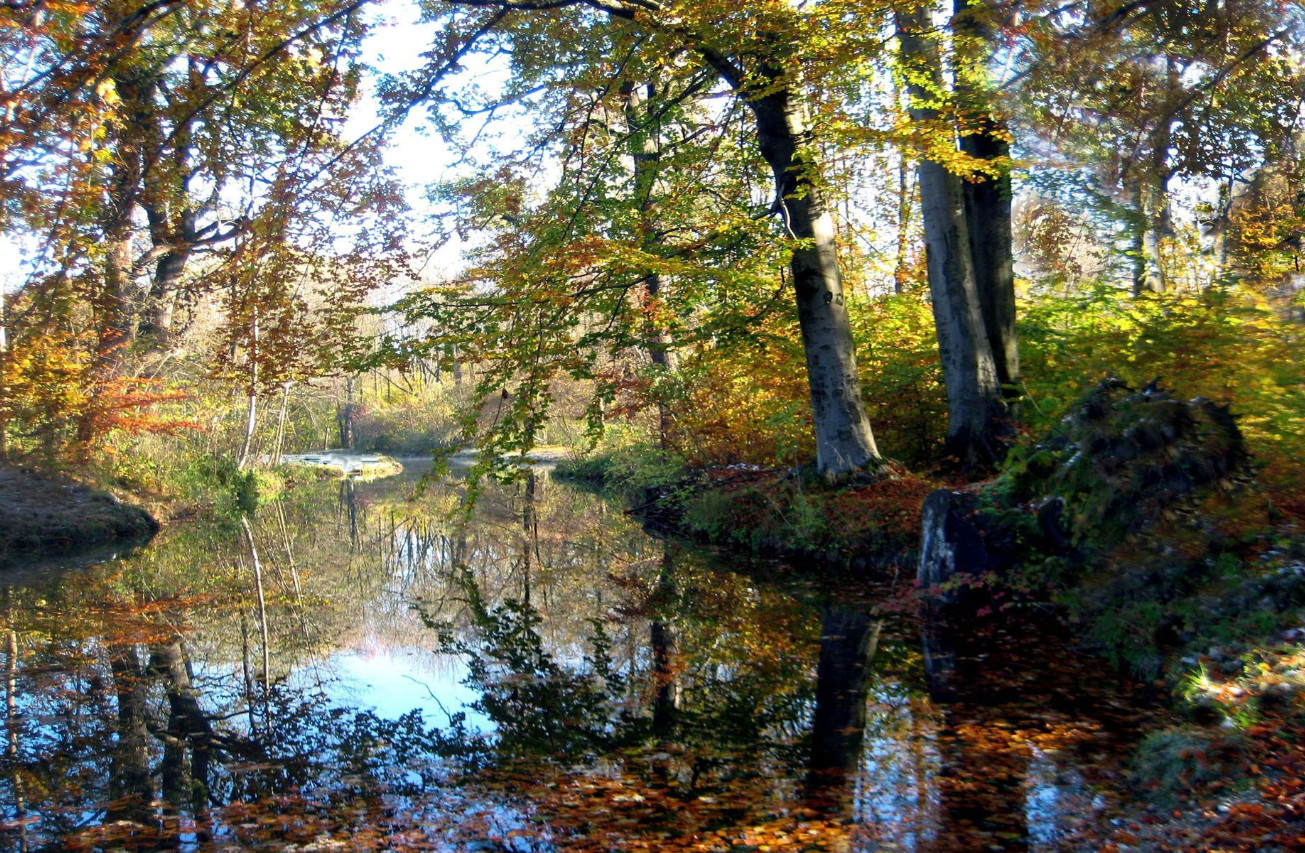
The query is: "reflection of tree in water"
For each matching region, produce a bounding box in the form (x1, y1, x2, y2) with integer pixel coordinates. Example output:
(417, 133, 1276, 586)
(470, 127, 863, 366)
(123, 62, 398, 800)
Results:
(0, 472, 1163, 851)
(0, 613, 476, 850)
(806, 605, 883, 801)
(426, 548, 821, 776)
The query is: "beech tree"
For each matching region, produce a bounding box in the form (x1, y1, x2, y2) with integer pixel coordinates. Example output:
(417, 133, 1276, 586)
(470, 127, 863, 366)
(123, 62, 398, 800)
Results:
(895, 0, 1018, 471)
(410, 0, 885, 479)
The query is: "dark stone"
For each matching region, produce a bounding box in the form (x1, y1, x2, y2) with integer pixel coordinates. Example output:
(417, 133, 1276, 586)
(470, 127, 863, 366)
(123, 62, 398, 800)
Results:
(917, 489, 989, 605)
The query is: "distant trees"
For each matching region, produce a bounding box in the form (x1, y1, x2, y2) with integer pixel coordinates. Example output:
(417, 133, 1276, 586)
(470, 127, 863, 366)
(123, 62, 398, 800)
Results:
(1017, 0, 1305, 294)
(0, 0, 404, 460)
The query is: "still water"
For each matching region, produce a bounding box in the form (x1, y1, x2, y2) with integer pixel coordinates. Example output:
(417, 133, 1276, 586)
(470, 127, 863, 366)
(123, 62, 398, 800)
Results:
(0, 465, 1165, 851)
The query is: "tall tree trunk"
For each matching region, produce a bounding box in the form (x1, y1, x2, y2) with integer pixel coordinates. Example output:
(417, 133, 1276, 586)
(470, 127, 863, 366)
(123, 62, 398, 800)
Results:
(271, 382, 291, 465)
(78, 61, 160, 451)
(1133, 60, 1177, 296)
(77, 206, 137, 451)
(91, 64, 155, 369)
(78, 107, 142, 451)
(897, 7, 1009, 471)
(142, 250, 185, 347)
(622, 79, 677, 450)
(744, 75, 881, 477)
(959, 134, 1020, 396)
(140, 199, 195, 349)
(953, 0, 1021, 399)
(139, 97, 196, 350)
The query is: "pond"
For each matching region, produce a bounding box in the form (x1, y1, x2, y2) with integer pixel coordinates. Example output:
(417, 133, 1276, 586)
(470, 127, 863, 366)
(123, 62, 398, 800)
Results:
(0, 465, 1168, 852)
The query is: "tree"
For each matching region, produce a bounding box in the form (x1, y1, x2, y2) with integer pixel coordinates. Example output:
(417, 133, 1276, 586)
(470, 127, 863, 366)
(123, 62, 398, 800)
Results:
(1016, 0, 1305, 295)
(894, 0, 1016, 470)
(410, 0, 885, 478)
(0, 0, 405, 461)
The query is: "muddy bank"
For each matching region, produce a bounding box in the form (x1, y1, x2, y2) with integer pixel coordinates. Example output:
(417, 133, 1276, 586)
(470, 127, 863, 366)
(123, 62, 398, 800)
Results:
(0, 467, 159, 565)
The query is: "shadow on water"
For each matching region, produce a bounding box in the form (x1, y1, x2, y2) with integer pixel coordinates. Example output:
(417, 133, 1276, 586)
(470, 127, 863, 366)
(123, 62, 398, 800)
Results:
(0, 467, 1168, 851)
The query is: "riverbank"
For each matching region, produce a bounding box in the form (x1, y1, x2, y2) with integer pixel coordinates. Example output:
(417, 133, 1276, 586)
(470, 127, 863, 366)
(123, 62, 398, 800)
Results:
(555, 451, 938, 574)
(0, 466, 159, 565)
(556, 386, 1305, 851)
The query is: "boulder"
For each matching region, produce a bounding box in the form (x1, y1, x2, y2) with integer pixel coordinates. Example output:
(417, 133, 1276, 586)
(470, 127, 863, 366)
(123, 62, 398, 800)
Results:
(918, 490, 988, 603)
(917, 379, 1250, 605)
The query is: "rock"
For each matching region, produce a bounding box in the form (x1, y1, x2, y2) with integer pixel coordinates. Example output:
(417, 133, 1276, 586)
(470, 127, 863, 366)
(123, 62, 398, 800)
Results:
(1005, 379, 1248, 550)
(915, 379, 1252, 621)
(918, 489, 988, 604)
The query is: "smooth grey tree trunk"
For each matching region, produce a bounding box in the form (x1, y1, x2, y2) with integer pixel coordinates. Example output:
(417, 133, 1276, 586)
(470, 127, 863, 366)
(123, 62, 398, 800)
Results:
(143, 251, 185, 346)
(895, 152, 914, 295)
(959, 135, 1020, 396)
(897, 8, 1009, 470)
(953, 0, 1021, 399)
(743, 72, 881, 476)
(141, 199, 196, 348)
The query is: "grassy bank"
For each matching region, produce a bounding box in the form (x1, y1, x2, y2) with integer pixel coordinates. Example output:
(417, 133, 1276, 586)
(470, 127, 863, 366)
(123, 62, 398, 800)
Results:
(555, 448, 937, 572)
(0, 466, 160, 564)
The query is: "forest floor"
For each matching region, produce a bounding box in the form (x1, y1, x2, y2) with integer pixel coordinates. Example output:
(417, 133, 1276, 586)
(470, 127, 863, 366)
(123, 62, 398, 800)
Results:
(0, 465, 159, 564)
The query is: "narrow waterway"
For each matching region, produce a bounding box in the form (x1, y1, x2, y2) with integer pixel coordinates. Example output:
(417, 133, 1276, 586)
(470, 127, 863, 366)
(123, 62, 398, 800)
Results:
(0, 465, 1167, 851)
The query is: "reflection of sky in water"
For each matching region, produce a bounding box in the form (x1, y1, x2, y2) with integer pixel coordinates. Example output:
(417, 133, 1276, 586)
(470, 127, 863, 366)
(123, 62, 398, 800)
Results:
(856, 688, 942, 852)
(1025, 744, 1103, 851)
(185, 647, 489, 733)
(325, 649, 489, 731)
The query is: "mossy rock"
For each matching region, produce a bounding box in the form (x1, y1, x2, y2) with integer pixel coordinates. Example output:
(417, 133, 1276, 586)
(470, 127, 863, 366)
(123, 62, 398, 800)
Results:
(1004, 378, 1248, 554)
(919, 380, 1254, 620)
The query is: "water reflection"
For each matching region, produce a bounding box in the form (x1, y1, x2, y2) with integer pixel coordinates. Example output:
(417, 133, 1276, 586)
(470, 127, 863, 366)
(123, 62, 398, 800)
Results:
(0, 467, 1162, 851)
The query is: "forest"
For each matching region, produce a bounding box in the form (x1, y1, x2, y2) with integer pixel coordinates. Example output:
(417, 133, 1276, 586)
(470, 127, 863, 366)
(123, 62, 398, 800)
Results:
(1, 0, 1305, 850)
